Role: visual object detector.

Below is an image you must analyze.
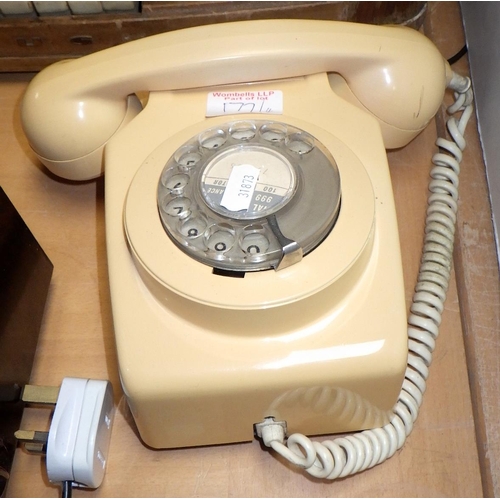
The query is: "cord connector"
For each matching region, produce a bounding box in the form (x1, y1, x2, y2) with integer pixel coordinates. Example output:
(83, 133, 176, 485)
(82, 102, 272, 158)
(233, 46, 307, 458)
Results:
(16, 377, 114, 493)
(254, 417, 287, 447)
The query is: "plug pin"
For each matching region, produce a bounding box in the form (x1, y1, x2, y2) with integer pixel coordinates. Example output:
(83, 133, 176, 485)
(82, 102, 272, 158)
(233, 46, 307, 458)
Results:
(14, 430, 49, 454)
(22, 384, 59, 405)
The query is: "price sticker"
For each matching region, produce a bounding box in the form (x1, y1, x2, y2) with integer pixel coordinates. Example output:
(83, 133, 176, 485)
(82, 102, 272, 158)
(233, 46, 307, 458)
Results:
(220, 164, 260, 212)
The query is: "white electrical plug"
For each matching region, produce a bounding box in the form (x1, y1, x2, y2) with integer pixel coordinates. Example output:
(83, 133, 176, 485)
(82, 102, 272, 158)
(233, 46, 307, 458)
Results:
(46, 378, 114, 488)
(16, 377, 114, 493)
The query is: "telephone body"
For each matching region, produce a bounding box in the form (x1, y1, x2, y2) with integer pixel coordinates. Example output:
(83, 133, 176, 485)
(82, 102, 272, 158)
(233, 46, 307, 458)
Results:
(21, 20, 451, 449)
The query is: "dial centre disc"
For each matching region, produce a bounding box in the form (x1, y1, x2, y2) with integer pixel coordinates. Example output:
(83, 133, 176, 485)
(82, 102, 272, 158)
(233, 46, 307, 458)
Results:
(201, 145, 296, 220)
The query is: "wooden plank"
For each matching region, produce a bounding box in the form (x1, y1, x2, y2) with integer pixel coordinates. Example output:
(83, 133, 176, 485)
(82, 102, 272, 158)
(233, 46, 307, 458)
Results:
(4, 107, 484, 494)
(0, 1, 426, 72)
(425, 2, 500, 497)
(2, 2, 489, 496)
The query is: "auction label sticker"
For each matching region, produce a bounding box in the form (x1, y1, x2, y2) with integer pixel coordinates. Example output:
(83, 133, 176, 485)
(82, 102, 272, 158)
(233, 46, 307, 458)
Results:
(220, 164, 260, 212)
(206, 90, 283, 117)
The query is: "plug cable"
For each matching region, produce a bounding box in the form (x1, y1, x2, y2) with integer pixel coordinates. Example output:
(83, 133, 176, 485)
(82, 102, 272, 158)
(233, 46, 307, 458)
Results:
(61, 481, 72, 498)
(447, 45, 468, 65)
(258, 72, 474, 479)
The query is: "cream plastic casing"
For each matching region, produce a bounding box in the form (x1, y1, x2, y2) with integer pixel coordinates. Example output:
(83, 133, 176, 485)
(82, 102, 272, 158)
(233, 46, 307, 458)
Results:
(20, 19, 452, 180)
(19, 20, 450, 448)
(106, 73, 408, 448)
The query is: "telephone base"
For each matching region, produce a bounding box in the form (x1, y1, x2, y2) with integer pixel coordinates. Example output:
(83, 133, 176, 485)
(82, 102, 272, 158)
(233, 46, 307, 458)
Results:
(105, 77, 408, 449)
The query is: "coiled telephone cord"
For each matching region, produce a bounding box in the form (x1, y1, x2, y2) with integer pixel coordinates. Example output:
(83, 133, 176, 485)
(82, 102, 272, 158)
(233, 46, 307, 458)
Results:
(261, 72, 474, 479)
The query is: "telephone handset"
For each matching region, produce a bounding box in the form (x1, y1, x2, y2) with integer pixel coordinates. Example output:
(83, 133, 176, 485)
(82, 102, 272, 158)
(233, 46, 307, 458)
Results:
(21, 19, 451, 180)
(21, 19, 473, 479)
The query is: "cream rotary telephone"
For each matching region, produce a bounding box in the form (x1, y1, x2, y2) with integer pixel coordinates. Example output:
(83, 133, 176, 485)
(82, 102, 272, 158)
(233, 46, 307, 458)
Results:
(21, 20, 473, 479)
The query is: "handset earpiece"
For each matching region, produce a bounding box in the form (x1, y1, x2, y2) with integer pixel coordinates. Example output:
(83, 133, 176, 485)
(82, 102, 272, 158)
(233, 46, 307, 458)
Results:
(21, 61, 142, 180)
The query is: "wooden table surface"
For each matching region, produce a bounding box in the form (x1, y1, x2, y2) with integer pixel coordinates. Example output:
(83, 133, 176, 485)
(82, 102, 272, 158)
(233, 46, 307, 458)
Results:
(3, 2, 499, 497)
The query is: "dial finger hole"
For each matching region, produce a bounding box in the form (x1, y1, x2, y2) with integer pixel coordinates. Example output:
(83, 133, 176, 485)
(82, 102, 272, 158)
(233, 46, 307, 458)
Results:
(285, 132, 314, 155)
(163, 197, 191, 218)
(180, 216, 207, 239)
(207, 230, 235, 253)
(260, 123, 287, 143)
(199, 128, 227, 150)
(163, 173, 190, 195)
(229, 121, 257, 141)
(241, 232, 270, 255)
(174, 145, 202, 169)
